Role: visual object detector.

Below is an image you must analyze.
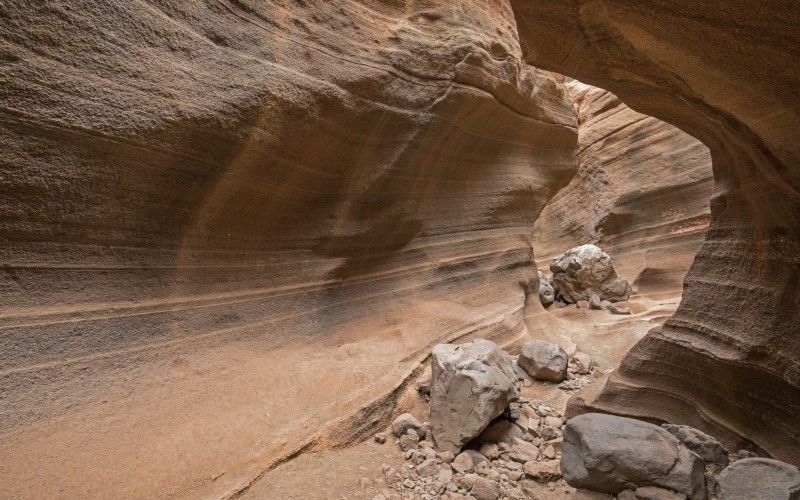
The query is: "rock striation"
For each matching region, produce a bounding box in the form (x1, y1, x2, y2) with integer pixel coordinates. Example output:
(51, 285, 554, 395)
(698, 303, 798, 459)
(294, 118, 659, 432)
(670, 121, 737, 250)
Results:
(0, 1, 577, 497)
(512, 0, 800, 465)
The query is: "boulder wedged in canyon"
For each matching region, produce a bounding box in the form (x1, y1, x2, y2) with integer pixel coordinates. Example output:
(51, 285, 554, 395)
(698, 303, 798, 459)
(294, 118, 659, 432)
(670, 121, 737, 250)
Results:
(512, 0, 800, 465)
(533, 82, 713, 298)
(0, 1, 578, 497)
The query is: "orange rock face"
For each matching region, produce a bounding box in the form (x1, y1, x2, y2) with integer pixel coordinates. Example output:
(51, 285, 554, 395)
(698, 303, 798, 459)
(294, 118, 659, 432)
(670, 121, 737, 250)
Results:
(513, 0, 800, 466)
(534, 82, 713, 298)
(0, 1, 577, 497)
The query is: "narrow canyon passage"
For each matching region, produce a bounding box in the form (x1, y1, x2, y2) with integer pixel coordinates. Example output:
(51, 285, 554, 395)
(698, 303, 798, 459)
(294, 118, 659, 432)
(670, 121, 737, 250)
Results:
(1, 1, 798, 499)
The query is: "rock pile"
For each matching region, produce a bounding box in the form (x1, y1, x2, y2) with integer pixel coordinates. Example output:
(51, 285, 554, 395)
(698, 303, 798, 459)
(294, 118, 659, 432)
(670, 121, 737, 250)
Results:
(538, 245, 632, 312)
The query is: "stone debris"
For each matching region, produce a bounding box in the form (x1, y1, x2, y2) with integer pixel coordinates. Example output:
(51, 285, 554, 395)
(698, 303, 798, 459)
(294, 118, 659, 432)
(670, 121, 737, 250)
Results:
(517, 340, 568, 383)
(375, 432, 388, 444)
(549, 244, 632, 303)
(430, 339, 519, 453)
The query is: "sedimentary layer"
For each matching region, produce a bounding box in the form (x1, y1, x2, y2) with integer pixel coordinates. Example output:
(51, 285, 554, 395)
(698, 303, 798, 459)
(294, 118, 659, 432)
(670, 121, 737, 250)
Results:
(512, 0, 800, 465)
(0, 1, 577, 497)
(533, 82, 712, 297)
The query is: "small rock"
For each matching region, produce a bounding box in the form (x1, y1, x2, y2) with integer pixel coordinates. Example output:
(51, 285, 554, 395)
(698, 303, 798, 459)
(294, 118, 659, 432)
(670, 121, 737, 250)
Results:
(479, 419, 524, 445)
(360, 476, 372, 488)
(402, 478, 415, 489)
(464, 474, 501, 500)
(437, 450, 456, 463)
(544, 415, 563, 429)
(718, 457, 800, 500)
(453, 451, 475, 473)
(576, 300, 589, 309)
(735, 449, 758, 460)
(542, 445, 556, 459)
(517, 340, 569, 383)
(478, 442, 500, 460)
(393, 413, 424, 438)
(416, 459, 439, 478)
(374, 432, 387, 444)
(571, 352, 592, 375)
(384, 467, 400, 486)
(588, 294, 603, 310)
(523, 460, 561, 481)
(508, 438, 539, 463)
(618, 486, 688, 499)
(601, 299, 631, 315)
(538, 271, 555, 305)
(370, 495, 386, 500)
(400, 429, 421, 451)
(438, 466, 454, 483)
(661, 424, 729, 465)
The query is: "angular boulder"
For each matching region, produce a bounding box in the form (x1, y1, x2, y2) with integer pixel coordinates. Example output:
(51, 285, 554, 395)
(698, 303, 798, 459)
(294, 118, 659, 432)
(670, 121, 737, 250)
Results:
(718, 458, 800, 500)
(518, 340, 568, 382)
(661, 424, 729, 465)
(538, 270, 555, 305)
(550, 244, 631, 303)
(430, 339, 519, 453)
(561, 413, 705, 499)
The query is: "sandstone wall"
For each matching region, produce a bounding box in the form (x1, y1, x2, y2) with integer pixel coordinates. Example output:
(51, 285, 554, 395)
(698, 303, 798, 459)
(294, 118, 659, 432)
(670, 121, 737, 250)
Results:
(533, 82, 713, 297)
(0, 1, 577, 497)
(513, 0, 800, 465)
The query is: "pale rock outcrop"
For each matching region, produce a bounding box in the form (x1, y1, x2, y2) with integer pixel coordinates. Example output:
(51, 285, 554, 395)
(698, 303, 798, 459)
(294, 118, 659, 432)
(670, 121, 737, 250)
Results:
(430, 339, 519, 453)
(538, 271, 556, 305)
(718, 458, 800, 500)
(518, 340, 569, 382)
(513, 0, 800, 465)
(661, 424, 729, 466)
(561, 414, 706, 499)
(550, 244, 632, 303)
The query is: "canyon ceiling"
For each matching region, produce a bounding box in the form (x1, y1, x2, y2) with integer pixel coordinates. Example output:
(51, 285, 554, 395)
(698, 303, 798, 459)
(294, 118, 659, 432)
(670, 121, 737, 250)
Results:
(1, 0, 798, 498)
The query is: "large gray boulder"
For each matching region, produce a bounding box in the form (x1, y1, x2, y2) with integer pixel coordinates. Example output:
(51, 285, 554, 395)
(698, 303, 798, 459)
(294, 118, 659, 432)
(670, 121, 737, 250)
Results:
(430, 339, 519, 453)
(561, 413, 706, 499)
(661, 424, 729, 465)
(538, 270, 555, 305)
(549, 244, 631, 303)
(518, 340, 568, 382)
(718, 458, 800, 500)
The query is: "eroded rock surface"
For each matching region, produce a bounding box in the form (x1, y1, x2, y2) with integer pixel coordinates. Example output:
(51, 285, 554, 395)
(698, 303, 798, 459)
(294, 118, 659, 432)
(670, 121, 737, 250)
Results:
(718, 458, 800, 500)
(513, 0, 800, 465)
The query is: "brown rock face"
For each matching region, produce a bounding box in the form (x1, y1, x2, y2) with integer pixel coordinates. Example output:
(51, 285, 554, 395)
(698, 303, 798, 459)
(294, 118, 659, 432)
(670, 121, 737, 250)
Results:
(534, 83, 713, 297)
(512, 0, 800, 465)
(0, 1, 577, 497)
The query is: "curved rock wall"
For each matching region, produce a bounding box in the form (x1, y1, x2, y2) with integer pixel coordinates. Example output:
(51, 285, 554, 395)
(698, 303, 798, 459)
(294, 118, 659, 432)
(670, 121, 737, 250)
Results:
(533, 82, 713, 297)
(0, 1, 577, 497)
(512, 0, 800, 465)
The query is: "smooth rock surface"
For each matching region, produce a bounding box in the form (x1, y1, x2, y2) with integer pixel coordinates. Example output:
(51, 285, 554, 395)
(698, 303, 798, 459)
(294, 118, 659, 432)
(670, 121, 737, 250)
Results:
(430, 340, 519, 453)
(718, 458, 800, 500)
(549, 244, 632, 303)
(518, 340, 569, 382)
(513, 0, 800, 466)
(561, 414, 705, 499)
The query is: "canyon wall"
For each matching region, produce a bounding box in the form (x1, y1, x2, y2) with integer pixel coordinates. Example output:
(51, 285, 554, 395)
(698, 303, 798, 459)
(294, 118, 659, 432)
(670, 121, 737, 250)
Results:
(512, 0, 800, 465)
(0, 1, 577, 497)
(533, 82, 712, 297)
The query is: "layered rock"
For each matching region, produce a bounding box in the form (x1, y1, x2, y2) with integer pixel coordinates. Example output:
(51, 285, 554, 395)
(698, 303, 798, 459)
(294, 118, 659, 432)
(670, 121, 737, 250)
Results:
(0, 1, 577, 497)
(513, 0, 800, 465)
(534, 83, 713, 298)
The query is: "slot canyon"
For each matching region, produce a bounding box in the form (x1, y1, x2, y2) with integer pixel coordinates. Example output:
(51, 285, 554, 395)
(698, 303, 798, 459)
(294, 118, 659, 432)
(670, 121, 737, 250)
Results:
(0, 1, 797, 499)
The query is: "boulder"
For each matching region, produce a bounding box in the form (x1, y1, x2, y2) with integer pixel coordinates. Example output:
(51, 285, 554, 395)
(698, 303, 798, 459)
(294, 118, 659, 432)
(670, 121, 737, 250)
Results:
(661, 424, 729, 465)
(430, 339, 519, 453)
(571, 352, 592, 375)
(517, 340, 568, 382)
(718, 458, 800, 500)
(392, 413, 424, 438)
(549, 244, 631, 303)
(479, 419, 524, 446)
(538, 271, 555, 305)
(561, 413, 705, 499)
